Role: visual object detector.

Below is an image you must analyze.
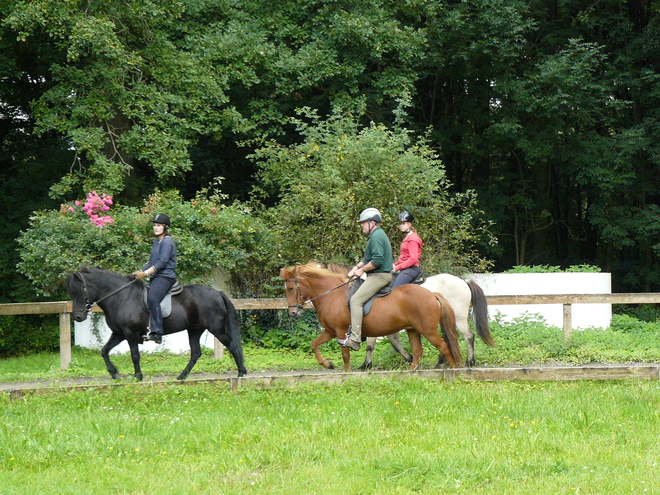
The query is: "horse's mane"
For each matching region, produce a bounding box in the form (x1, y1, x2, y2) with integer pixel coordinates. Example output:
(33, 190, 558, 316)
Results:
(287, 262, 349, 282)
(75, 265, 133, 283)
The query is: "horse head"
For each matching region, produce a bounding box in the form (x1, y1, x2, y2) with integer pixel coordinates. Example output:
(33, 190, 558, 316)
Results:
(280, 266, 304, 317)
(66, 268, 93, 322)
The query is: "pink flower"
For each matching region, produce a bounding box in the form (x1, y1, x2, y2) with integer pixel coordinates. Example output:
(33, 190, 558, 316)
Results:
(80, 191, 115, 226)
(68, 207, 75, 213)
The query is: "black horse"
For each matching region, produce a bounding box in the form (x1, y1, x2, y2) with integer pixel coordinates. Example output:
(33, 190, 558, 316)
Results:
(66, 266, 247, 380)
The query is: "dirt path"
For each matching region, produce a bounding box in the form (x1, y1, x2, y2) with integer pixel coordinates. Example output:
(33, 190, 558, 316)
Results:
(2, 364, 659, 397)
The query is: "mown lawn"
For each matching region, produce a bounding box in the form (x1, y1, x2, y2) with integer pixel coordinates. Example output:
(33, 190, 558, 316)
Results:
(1, 377, 659, 494)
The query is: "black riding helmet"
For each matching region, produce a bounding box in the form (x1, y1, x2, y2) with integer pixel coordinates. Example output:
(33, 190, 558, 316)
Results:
(152, 213, 171, 227)
(398, 211, 414, 223)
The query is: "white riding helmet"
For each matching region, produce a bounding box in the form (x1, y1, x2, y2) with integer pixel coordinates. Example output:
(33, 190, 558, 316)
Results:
(358, 208, 381, 223)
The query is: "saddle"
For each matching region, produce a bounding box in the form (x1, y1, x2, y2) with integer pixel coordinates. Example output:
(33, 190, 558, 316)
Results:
(141, 280, 183, 318)
(393, 270, 426, 285)
(348, 270, 426, 317)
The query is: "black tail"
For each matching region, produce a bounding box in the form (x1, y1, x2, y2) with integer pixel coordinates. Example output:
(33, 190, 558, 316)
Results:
(466, 280, 495, 347)
(219, 291, 247, 377)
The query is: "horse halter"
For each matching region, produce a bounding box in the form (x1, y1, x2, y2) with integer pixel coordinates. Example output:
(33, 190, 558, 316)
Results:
(73, 272, 93, 313)
(283, 278, 305, 313)
(73, 271, 137, 313)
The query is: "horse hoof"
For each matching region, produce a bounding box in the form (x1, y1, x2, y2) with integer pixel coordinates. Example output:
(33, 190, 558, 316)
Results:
(176, 374, 187, 381)
(358, 362, 373, 371)
(327, 361, 335, 370)
(465, 359, 475, 367)
(111, 373, 121, 380)
(135, 374, 143, 381)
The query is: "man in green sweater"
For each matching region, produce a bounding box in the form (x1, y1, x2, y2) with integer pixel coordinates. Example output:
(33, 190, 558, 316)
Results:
(338, 208, 393, 351)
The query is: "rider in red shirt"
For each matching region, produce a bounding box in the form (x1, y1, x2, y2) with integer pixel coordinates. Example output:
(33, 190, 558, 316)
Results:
(392, 211, 423, 287)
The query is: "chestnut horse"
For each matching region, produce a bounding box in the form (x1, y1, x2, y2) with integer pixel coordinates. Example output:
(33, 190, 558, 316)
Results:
(280, 263, 461, 372)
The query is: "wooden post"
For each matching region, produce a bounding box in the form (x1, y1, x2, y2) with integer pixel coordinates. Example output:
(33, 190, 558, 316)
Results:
(563, 303, 572, 341)
(60, 312, 72, 370)
(214, 337, 224, 360)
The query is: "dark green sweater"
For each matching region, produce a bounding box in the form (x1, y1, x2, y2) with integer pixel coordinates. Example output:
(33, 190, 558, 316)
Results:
(361, 226, 393, 273)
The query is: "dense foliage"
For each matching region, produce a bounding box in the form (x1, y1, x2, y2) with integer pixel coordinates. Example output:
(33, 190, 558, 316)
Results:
(17, 188, 276, 297)
(3, 0, 660, 307)
(253, 109, 495, 274)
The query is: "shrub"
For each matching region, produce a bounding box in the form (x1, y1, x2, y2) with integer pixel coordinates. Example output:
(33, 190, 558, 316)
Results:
(252, 109, 495, 275)
(17, 188, 278, 297)
(0, 315, 59, 357)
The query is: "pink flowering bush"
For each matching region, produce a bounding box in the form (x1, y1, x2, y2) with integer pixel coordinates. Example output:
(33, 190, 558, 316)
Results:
(77, 191, 115, 226)
(18, 190, 277, 296)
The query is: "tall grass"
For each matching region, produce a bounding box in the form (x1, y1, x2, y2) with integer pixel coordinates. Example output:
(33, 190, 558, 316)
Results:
(1, 378, 659, 494)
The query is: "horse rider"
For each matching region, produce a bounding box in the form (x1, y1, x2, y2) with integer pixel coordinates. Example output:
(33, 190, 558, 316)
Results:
(392, 210, 424, 287)
(339, 208, 393, 351)
(132, 213, 177, 344)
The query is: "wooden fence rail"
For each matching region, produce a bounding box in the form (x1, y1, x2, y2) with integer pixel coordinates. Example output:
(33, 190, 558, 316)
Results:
(1, 293, 659, 370)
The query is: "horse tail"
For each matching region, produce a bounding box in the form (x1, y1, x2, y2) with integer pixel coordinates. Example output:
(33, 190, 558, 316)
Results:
(219, 291, 247, 377)
(433, 292, 462, 366)
(466, 280, 495, 347)
(220, 291, 241, 341)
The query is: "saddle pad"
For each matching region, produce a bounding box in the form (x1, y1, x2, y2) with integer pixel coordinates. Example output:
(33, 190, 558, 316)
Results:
(141, 284, 179, 318)
(348, 277, 392, 317)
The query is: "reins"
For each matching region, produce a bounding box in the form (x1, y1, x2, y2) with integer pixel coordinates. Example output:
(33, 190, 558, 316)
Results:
(74, 271, 138, 312)
(284, 275, 356, 310)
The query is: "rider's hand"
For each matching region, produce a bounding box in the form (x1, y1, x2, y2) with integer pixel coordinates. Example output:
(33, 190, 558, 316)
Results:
(132, 270, 147, 280)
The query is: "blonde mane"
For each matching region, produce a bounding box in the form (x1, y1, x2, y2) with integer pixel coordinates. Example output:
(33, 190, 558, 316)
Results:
(288, 262, 349, 282)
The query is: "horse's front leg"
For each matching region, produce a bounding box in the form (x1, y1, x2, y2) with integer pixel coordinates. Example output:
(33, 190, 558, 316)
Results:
(311, 329, 337, 370)
(358, 337, 378, 370)
(128, 340, 143, 381)
(101, 332, 126, 380)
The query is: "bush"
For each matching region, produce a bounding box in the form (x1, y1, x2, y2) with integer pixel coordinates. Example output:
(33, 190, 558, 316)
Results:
(0, 315, 59, 357)
(504, 264, 602, 273)
(252, 109, 495, 275)
(239, 309, 321, 350)
(17, 188, 279, 297)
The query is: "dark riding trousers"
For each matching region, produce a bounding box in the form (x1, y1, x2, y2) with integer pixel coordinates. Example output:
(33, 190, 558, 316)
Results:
(148, 276, 175, 335)
(392, 266, 421, 287)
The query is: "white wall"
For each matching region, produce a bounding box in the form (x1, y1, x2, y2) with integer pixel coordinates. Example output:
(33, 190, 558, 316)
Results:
(469, 272, 612, 329)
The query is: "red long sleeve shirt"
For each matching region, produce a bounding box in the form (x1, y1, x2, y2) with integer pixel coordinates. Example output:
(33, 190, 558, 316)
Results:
(394, 231, 423, 271)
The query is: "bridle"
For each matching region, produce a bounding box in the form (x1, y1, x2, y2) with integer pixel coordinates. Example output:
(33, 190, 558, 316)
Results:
(283, 276, 356, 313)
(73, 271, 138, 313)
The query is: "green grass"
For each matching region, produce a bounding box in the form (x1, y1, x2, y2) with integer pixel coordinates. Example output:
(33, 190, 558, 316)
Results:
(2, 312, 660, 383)
(1, 378, 659, 494)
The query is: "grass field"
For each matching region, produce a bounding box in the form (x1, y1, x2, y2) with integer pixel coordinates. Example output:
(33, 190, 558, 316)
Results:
(3, 311, 660, 384)
(2, 313, 660, 493)
(1, 377, 659, 494)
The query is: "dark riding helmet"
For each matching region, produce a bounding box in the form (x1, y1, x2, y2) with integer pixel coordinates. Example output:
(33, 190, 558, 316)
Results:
(398, 210, 414, 223)
(152, 213, 171, 227)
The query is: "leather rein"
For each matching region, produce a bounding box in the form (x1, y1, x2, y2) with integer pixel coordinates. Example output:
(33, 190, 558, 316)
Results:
(74, 271, 138, 312)
(283, 276, 355, 312)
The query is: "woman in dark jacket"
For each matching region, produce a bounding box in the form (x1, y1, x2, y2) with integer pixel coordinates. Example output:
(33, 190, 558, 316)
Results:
(132, 213, 177, 344)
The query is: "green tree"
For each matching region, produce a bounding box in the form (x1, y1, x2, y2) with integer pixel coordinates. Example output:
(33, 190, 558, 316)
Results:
(252, 109, 494, 275)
